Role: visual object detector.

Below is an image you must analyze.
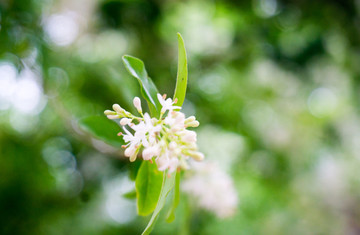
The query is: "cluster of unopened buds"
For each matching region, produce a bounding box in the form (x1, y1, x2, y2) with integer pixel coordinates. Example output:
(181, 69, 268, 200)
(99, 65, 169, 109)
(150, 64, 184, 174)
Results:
(104, 94, 204, 173)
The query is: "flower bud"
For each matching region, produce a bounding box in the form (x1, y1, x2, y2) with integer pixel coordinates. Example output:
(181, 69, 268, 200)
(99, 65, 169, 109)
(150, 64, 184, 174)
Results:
(113, 104, 124, 114)
(185, 116, 196, 123)
(120, 118, 132, 126)
(133, 97, 142, 113)
(104, 110, 116, 115)
(186, 120, 200, 127)
(187, 151, 204, 161)
(130, 151, 138, 162)
(107, 115, 119, 119)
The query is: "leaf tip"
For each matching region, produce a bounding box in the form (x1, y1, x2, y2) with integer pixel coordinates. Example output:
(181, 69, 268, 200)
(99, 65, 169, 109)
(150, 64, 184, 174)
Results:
(122, 54, 131, 61)
(177, 32, 184, 41)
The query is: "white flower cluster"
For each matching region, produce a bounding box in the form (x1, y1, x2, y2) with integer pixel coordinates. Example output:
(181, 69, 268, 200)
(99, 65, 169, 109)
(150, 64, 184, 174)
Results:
(182, 161, 238, 218)
(104, 94, 204, 173)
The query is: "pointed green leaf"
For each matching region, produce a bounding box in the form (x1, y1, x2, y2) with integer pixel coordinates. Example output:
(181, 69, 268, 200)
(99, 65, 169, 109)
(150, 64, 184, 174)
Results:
(166, 171, 181, 223)
(173, 33, 188, 108)
(79, 116, 124, 148)
(142, 171, 176, 235)
(136, 161, 163, 216)
(122, 55, 161, 116)
(123, 190, 137, 200)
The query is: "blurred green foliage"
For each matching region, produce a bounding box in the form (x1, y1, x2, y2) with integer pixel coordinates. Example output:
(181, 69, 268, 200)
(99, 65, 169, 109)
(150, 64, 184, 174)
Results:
(1, 0, 360, 234)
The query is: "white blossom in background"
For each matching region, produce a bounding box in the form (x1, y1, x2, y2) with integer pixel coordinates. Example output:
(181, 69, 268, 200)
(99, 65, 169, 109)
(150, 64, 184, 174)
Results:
(43, 11, 80, 47)
(182, 161, 238, 218)
(104, 94, 204, 173)
(197, 125, 245, 172)
(315, 153, 347, 208)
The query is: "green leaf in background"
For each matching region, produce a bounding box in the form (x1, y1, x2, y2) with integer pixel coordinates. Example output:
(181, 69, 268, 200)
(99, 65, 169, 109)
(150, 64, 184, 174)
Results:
(136, 161, 163, 216)
(122, 55, 161, 116)
(79, 116, 124, 148)
(142, 171, 177, 235)
(173, 33, 188, 108)
(123, 190, 137, 200)
(166, 171, 181, 223)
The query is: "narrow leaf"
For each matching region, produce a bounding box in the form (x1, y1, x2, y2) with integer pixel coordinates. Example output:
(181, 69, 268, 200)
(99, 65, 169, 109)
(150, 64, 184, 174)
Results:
(166, 171, 181, 223)
(136, 161, 163, 216)
(122, 55, 161, 116)
(173, 33, 188, 107)
(79, 116, 124, 148)
(142, 171, 176, 235)
(123, 190, 137, 200)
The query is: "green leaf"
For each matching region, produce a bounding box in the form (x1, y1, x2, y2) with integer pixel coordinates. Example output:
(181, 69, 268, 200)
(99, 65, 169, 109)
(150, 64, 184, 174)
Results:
(122, 55, 161, 116)
(142, 171, 176, 235)
(136, 161, 163, 216)
(166, 171, 181, 223)
(173, 33, 188, 108)
(79, 115, 124, 148)
(129, 158, 142, 181)
(123, 190, 137, 200)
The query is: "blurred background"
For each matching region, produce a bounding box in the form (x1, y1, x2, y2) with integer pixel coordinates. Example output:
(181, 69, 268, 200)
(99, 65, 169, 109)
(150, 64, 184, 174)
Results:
(1, 0, 360, 234)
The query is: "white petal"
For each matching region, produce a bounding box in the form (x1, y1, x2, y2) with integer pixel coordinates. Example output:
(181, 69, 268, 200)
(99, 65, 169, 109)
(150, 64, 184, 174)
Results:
(157, 93, 165, 105)
(124, 145, 136, 157)
(168, 158, 179, 173)
(120, 118, 131, 126)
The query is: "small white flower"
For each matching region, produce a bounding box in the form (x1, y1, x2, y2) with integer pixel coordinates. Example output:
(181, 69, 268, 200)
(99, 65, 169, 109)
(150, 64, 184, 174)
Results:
(144, 113, 161, 133)
(122, 126, 137, 144)
(157, 94, 181, 113)
(142, 144, 160, 160)
(165, 111, 185, 132)
(130, 121, 150, 147)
